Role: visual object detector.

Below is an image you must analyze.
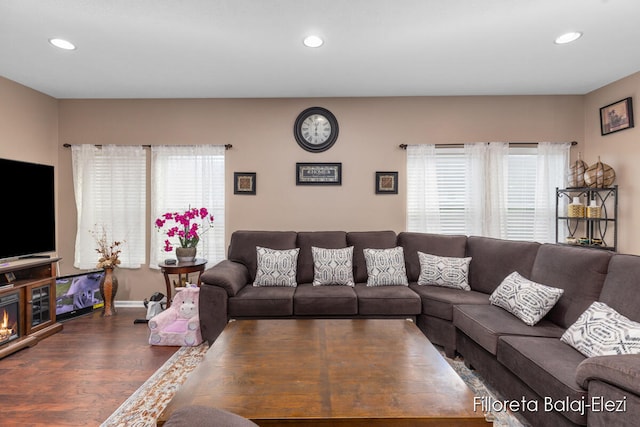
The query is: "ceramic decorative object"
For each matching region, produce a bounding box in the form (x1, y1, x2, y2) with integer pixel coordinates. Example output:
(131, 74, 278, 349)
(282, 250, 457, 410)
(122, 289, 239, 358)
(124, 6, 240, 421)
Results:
(586, 199, 602, 218)
(176, 247, 197, 263)
(568, 153, 588, 188)
(567, 196, 585, 218)
(584, 156, 616, 188)
(100, 267, 118, 316)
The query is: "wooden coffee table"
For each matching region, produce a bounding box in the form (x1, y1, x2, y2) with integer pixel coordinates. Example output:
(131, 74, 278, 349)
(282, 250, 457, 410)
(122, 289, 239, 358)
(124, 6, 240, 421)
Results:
(158, 319, 488, 426)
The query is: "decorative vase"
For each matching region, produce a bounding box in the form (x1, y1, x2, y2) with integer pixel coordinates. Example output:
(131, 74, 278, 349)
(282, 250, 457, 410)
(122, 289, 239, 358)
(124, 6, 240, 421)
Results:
(568, 152, 588, 188)
(567, 196, 585, 218)
(584, 156, 616, 188)
(99, 267, 118, 317)
(176, 247, 197, 263)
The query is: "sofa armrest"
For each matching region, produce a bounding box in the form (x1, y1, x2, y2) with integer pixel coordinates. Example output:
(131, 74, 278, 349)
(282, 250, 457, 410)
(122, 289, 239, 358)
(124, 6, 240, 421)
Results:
(576, 354, 640, 396)
(148, 308, 178, 331)
(200, 260, 250, 296)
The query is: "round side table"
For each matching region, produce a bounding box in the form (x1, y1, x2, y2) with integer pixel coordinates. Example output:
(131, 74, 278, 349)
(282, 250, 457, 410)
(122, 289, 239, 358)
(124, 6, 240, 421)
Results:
(158, 258, 207, 308)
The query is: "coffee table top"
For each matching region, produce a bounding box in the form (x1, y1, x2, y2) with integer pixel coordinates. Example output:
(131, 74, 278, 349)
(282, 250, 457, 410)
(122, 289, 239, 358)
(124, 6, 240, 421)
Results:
(159, 319, 487, 426)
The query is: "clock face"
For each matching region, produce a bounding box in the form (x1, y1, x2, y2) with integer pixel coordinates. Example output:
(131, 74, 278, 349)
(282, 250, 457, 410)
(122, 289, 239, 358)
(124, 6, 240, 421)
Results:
(301, 114, 332, 145)
(294, 107, 339, 153)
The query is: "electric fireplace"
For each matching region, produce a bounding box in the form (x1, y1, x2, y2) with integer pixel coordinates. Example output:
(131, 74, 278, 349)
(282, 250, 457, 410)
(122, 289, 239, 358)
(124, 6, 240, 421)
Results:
(0, 292, 20, 346)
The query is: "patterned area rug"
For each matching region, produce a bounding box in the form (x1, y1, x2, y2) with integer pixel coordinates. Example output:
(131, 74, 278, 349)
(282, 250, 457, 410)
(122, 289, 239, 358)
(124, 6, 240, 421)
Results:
(101, 343, 209, 427)
(102, 343, 529, 427)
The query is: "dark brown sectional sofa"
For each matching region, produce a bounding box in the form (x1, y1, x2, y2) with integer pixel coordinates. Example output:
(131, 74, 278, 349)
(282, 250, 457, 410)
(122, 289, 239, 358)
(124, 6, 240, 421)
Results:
(198, 230, 640, 427)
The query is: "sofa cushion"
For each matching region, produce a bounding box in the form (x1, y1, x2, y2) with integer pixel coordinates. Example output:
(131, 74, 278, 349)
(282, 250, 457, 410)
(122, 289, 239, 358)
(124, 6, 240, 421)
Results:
(530, 243, 611, 329)
(417, 252, 471, 290)
(296, 231, 348, 284)
(466, 236, 540, 294)
(347, 231, 397, 283)
(410, 285, 489, 320)
(228, 231, 298, 281)
(253, 247, 300, 287)
(164, 405, 259, 427)
(293, 283, 357, 315)
(497, 335, 587, 425)
(228, 285, 295, 317)
(354, 283, 421, 315)
(599, 254, 640, 322)
(311, 246, 355, 286)
(363, 247, 409, 286)
(453, 304, 565, 355)
(397, 232, 467, 283)
(561, 301, 640, 357)
(489, 271, 564, 326)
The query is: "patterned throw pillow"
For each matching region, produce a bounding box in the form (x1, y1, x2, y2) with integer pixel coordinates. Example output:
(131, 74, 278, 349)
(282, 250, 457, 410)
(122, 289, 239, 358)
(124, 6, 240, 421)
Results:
(363, 247, 409, 286)
(253, 246, 300, 287)
(312, 246, 355, 286)
(561, 301, 640, 357)
(417, 252, 472, 291)
(489, 271, 564, 326)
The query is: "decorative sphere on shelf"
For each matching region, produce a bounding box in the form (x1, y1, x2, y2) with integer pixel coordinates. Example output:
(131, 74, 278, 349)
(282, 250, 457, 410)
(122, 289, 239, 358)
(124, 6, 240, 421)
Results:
(584, 156, 615, 188)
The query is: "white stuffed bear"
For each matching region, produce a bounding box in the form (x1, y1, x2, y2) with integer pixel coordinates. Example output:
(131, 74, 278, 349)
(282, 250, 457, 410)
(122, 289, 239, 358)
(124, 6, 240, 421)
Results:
(148, 286, 202, 346)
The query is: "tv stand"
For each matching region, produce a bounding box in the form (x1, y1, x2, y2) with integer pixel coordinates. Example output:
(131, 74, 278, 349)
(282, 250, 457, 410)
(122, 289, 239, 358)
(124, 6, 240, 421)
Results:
(19, 254, 52, 259)
(0, 258, 63, 358)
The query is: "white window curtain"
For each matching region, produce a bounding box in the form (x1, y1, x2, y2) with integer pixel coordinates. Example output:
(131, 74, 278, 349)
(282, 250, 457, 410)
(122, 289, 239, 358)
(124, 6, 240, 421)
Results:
(71, 145, 146, 269)
(406, 142, 569, 243)
(150, 145, 225, 268)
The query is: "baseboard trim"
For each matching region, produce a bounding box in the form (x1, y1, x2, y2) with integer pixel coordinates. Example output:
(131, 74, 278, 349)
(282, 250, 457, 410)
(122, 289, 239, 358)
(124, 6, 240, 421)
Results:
(115, 300, 145, 308)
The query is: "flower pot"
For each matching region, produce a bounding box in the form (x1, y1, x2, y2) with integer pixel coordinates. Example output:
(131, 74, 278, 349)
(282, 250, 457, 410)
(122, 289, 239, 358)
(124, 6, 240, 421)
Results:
(99, 267, 118, 317)
(176, 247, 197, 263)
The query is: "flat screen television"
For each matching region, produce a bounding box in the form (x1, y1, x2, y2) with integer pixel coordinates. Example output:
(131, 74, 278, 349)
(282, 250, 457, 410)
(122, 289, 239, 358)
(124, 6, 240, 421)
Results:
(55, 270, 105, 321)
(0, 158, 56, 260)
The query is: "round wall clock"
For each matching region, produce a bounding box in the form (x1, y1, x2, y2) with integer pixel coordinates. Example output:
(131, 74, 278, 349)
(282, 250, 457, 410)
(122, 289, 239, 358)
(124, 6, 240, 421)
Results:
(294, 107, 339, 153)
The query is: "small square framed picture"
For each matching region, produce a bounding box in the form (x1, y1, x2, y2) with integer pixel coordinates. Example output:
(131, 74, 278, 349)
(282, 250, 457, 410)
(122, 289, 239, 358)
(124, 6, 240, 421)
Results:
(234, 172, 256, 195)
(375, 171, 398, 194)
(600, 97, 634, 135)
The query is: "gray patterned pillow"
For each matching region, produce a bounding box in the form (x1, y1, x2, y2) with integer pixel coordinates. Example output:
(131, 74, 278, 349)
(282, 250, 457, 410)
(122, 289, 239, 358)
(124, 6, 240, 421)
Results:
(417, 252, 472, 290)
(312, 246, 355, 286)
(489, 271, 564, 326)
(561, 301, 640, 357)
(363, 247, 409, 286)
(253, 246, 300, 287)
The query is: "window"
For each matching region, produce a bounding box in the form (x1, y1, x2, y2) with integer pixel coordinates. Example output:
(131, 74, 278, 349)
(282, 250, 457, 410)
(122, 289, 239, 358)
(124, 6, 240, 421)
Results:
(150, 145, 225, 268)
(71, 145, 146, 269)
(407, 142, 569, 242)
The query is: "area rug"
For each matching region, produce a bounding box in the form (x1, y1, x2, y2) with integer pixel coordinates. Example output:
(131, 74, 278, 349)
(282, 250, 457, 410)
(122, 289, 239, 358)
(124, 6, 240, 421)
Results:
(103, 343, 528, 427)
(101, 343, 209, 427)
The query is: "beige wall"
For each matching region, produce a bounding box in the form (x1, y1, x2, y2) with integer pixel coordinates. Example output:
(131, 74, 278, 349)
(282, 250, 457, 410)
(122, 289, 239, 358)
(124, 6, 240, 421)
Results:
(7, 72, 640, 301)
(584, 71, 640, 255)
(56, 96, 583, 300)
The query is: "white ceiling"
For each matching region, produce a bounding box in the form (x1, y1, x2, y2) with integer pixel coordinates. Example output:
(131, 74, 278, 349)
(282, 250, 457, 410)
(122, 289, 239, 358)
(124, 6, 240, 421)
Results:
(1, 0, 639, 99)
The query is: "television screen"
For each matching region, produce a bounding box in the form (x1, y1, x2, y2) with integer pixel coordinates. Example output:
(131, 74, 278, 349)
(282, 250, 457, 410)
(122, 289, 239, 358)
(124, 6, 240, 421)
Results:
(55, 270, 105, 321)
(0, 158, 56, 260)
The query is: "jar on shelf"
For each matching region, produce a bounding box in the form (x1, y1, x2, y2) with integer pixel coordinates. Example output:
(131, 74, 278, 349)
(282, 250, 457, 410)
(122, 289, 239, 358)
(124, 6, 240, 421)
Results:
(586, 199, 601, 218)
(567, 196, 585, 218)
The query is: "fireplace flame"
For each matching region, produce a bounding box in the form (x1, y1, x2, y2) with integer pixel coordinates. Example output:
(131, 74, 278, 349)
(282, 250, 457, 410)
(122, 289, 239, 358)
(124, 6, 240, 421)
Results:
(0, 309, 13, 341)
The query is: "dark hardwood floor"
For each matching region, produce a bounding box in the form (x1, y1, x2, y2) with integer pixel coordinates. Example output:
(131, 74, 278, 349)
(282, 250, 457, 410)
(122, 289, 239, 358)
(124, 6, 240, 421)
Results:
(0, 308, 178, 426)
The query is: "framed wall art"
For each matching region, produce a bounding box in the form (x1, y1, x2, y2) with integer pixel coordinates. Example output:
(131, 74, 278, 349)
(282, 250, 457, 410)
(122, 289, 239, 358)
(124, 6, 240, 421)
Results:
(600, 97, 634, 135)
(234, 172, 256, 195)
(375, 171, 398, 194)
(296, 163, 342, 185)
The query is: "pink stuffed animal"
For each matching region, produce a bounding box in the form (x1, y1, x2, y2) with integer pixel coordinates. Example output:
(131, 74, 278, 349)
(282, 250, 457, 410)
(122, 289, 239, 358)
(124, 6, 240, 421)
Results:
(149, 286, 202, 346)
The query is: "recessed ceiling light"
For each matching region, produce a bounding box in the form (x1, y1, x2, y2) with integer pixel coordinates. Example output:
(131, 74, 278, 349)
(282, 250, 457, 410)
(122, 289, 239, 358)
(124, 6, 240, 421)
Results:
(554, 32, 582, 45)
(303, 35, 324, 48)
(49, 38, 76, 50)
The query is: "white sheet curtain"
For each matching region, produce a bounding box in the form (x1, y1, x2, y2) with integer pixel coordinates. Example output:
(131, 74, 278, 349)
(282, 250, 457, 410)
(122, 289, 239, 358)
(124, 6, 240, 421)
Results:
(71, 145, 146, 269)
(407, 142, 569, 242)
(149, 145, 225, 268)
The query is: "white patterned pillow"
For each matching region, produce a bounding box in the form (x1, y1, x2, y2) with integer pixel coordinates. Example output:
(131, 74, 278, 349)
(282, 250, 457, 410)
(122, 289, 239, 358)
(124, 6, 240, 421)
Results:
(253, 246, 300, 287)
(490, 272, 564, 326)
(561, 302, 640, 357)
(417, 252, 472, 291)
(363, 247, 409, 286)
(312, 246, 355, 286)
